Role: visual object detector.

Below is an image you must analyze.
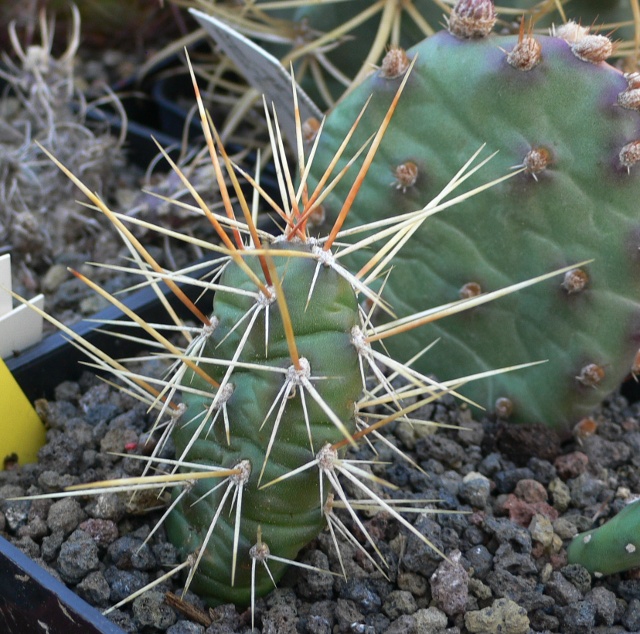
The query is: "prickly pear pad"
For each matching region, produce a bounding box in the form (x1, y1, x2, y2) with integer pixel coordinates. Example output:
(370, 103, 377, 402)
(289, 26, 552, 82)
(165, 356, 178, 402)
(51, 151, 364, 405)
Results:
(311, 30, 640, 431)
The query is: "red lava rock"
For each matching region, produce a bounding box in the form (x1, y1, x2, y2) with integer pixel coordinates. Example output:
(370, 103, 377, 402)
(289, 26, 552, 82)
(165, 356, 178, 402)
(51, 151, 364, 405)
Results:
(514, 479, 548, 504)
(469, 511, 486, 526)
(78, 518, 119, 546)
(501, 495, 559, 527)
(531, 542, 546, 559)
(430, 550, 469, 616)
(550, 551, 568, 569)
(554, 452, 589, 480)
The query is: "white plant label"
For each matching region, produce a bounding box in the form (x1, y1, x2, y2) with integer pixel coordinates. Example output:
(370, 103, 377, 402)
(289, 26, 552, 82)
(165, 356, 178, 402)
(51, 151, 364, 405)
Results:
(190, 9, 323, 144)
(0, 254, 44, 358)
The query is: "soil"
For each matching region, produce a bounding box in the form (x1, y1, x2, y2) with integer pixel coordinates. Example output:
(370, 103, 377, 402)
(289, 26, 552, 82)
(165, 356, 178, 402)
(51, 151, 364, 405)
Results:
(4, 369, 640, 633)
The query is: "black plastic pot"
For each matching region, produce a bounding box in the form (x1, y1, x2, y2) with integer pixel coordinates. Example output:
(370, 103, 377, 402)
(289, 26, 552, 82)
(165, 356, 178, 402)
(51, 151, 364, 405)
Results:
(0, 534, 124, 634)
(6, 255, 218, 402)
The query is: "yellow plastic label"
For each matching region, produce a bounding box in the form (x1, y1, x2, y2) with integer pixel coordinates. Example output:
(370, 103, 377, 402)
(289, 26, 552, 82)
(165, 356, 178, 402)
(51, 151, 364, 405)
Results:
(0, 359, 45, 467)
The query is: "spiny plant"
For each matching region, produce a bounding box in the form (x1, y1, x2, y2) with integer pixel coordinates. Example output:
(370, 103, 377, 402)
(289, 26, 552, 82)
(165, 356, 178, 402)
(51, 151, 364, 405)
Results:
(499, 0, 640, 71)
(164, 0, 515, 111)
(12, 52, 582, 622)
(567, 498, 640, 576)
(304, 0, 640, 435)
(166, 1, 640, 114)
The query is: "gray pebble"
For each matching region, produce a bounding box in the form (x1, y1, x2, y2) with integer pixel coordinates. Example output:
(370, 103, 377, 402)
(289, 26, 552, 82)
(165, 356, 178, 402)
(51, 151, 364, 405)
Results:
(132, 590, 177, 630)
(400, 515, 444, 577)
(493, 468, 534, 494)
(85, 492, 127, 521)
(416, 435, 465, 469)
(493, 543, 537, 576)
(465, 544, 493, 579)
(334, 599, 364, 632)
(41, 529, 64, 561)
(339, 579, 381, 614)
(57, 530, 99, 583)
(106, 609, 137, 633)
(262, 602, 298, 634)
(12, 535, 40, 559)
(107, 534, 157, 571)
(301, 600, 334, 634)
(587, 586, 617, 626)
(47, 497, 86, 535)
(207, 603, 241, 633)
(296, 550, 333, 600)
(166, 622, 205, 634)
(18, 515, 48, 539)
(1, 494, 29, 532)
(617, 580, 640, 602)
(582, 435, 632, 469)
(75, 570, 111, 607)
(458, 472, 491, 507)
(397, 571, 427, 597)
(464, 597, 529, 634)
(623, 598, 640, 631)
(54, 380, 81, 402)
(561, 564, 592, 595)
(486, 569, 554, 612)
(414, 606, 448, 633)
(37, 434, 84, 475)
(100, 427, 139, 454)
(153, 541, 178, 568)
(385, 614, 416, 634)
(557, 599, 597, 634)
(382, 590, 417, 620)
(569, 472, 606, 508)
(104, 566, 150, 603)
(546, 571, 583, 606)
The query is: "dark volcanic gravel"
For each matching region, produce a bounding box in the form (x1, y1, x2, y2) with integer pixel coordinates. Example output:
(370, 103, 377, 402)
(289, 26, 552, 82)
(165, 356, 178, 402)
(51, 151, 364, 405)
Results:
(4, 371, 640, 633)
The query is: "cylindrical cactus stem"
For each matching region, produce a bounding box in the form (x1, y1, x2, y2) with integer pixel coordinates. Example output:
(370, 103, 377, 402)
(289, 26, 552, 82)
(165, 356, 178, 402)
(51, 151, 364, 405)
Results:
(567, 499, 640, 576)
(165, 241, 363, 605)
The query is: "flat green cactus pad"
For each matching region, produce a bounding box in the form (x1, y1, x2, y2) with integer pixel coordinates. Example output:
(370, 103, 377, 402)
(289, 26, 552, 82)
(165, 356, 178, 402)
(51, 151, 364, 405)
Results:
(309, 28, 640, 433)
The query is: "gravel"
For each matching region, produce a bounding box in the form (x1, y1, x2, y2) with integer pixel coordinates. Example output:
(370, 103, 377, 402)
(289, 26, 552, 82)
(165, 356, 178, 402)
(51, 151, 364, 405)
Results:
(5, 372, 640, 633)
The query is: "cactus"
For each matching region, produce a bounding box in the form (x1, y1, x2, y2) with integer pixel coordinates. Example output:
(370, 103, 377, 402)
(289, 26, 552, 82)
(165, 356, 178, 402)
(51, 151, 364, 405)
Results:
(304, 0, 640, 433)
(567, 499, 640, 576)
(15, 47, 580, 617)
(500, 1, 640, 70)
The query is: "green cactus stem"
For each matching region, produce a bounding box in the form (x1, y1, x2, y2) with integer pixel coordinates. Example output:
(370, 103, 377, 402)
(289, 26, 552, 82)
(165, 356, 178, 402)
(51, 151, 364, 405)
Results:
(568, 499, 640, 576)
